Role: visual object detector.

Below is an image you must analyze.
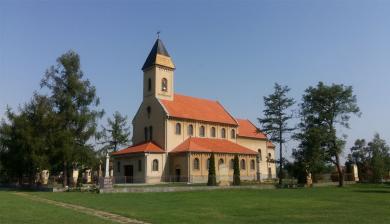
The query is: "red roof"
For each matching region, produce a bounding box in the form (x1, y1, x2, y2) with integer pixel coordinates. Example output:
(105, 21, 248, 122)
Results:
(112, 142, 165, 156)
(236, 119, 267, 139)
(267, 141, 276, 148)
(159, 94, 237, 125)
(171, 137, 257, 155)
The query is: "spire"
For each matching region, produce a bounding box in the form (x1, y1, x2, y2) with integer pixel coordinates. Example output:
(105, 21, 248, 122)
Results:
(142, 38, 175, 71)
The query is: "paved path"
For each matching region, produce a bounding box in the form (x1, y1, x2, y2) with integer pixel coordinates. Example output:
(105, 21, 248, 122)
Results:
(13, 192, 149, 224)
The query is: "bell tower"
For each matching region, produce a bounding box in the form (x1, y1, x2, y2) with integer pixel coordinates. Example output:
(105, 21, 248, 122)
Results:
(142, 38, 175, 101)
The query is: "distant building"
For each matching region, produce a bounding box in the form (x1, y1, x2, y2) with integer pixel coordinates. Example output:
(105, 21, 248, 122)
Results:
(112, 38, 276, 184)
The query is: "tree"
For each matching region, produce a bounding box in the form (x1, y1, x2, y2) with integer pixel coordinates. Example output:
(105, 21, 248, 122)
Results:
(369, 134, 390, 182)
(300, 82, 360, 187)
(258, 83, 295, 186)
(233, 154, 240, 186)
(0, 94, 53, 185)
(40, 51, 103, 186)
(207, 153, 217, 186)
(96, 111, 131, 155)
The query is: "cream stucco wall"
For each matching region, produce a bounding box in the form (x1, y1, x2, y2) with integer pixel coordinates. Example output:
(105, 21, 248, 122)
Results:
(113, 155, 146, 183)
(145, 153, 167, 183)
(237, 136, 277, 179)
(166, 119, 238, 152)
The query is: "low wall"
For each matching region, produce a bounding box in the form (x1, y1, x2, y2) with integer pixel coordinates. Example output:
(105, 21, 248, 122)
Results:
(100, 184, 276, 193)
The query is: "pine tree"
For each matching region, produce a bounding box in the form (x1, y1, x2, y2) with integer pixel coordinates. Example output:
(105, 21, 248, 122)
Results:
(207, 153, 217, 186)
(258, 83, 295, 186)
(41, 50, 103, 186)
(233, 154, 240, 186)
(96, 111, 131, 155)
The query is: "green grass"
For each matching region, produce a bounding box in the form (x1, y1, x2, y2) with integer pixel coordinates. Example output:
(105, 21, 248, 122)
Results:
(0, 189, 113, 224)
(26, 184, 390, 224)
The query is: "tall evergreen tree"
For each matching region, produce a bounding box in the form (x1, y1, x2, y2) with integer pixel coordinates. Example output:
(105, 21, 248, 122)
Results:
(300, 82, 360, 187)
(207, 153, 217, 186)
(233, 154, 240, 186)
(0, 94, 53, 184)
(96, 111, 131, 155)
(258, 83, 295, 186)
(40, 51, 103, 186)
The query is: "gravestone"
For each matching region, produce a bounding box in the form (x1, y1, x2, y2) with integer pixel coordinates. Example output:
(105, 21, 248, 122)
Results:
(218, 164, 230, 186)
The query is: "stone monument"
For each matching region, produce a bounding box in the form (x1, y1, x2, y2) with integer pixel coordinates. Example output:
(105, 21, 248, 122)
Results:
(40, 170, 50, 185)
(218, 164, 230, 186)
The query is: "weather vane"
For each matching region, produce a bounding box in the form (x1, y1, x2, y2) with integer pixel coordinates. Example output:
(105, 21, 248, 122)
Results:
(157, 31, 161, 39)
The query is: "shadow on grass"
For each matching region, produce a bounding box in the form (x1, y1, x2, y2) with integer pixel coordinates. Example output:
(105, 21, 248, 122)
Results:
(354, 190, 390, 194)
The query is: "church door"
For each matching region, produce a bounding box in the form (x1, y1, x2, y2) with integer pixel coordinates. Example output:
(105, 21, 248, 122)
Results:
(125, 165, 134, 183)
(175, 169, 181, 182)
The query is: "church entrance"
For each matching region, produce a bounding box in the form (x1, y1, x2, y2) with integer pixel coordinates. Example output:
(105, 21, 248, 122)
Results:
(124, 165, 134, 183)
(175, 169, 181, 182)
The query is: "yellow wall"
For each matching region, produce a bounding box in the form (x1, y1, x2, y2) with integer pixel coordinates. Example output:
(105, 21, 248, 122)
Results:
(143, 66, 174, 101)
(237, 136, 277, 179)
(166, 119, 238, 152)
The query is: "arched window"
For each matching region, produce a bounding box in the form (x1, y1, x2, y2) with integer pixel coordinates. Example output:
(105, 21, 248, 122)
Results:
(258, 149, 262, 161)
(152, 159, 159, 171)
(148, 78, 152, 91)
(146, 106, 151, 119)
(218, 159, 224, 167)
(175, 123, 181, 135)
(188, 124, 194, 136)
(240, 159, 246, 170)
(149, 126, 153, 140)
(161, 78, 168, 92)
(230, 159, 234, 169)
(268, 153, 272, 160)
(193, 158, 200, 170)
(221, 128, 226, 138)
(199, 126, 205, 137)
(207, 158, 210, 169)
(144, 127, 148, 141)
(231, 129, 236, 139)
(250, 159, 255, 170)
(211, 127, 216, 137)
(117, 161, 121, 172)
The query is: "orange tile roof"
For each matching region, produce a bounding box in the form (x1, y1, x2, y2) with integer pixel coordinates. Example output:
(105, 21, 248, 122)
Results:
(112, 142, 165, 156)
(159, 94, 237, 125)
(236, 119, 267, 139)
(267, 141, 276, 148)
(171, 137, 257, 155)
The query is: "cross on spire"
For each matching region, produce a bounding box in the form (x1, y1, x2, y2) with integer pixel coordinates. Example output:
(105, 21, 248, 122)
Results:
(157, 31, 161, 39)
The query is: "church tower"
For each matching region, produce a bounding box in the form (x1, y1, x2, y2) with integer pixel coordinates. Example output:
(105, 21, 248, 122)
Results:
(142, 38, 175, 101)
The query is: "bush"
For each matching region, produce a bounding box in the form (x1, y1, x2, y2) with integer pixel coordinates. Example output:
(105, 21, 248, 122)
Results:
(233, 155, 240, 186)
(207, 153, 217, 186)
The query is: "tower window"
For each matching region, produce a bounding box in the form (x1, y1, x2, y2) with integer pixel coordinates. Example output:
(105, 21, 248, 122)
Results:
(144, 127, 148, 141)
(175, 123, 181, 135)
(211, 127, 216, 138)
(149, 126, 153, 140)
(221, 128, 226, 138)
(188, 124, 194, 136)
(147, 106, 151, 119)
(148, 78, 152, 91)
(162, 78, 168, 92)
(199, 126, 205, 137)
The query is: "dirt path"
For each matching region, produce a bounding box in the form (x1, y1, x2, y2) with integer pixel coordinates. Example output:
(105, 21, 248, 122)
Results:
(13, 192, 149, 224)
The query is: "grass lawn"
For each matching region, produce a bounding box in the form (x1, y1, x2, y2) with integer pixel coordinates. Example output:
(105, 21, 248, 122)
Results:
(24, 183, 390, 224)
(0, 189, 113, 224)
(1, 184, 389, 223)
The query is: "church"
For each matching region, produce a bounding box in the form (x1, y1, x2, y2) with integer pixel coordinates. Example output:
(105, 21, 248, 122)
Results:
(111, 38, 276, 184)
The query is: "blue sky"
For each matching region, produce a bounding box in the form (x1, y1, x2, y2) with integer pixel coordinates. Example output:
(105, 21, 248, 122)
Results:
(1, 0, 390, 160)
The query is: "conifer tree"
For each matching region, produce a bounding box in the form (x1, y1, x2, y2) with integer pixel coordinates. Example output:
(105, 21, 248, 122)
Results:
(233, 154, 240, 186)
(207, 153, 217, 186)
(259, 83, 295, 186)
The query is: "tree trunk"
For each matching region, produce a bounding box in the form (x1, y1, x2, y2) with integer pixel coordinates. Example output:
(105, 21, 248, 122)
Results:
(279, 130, 283, 186)
(335, 154, 344, 187)
(63, 160, 68, 187)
